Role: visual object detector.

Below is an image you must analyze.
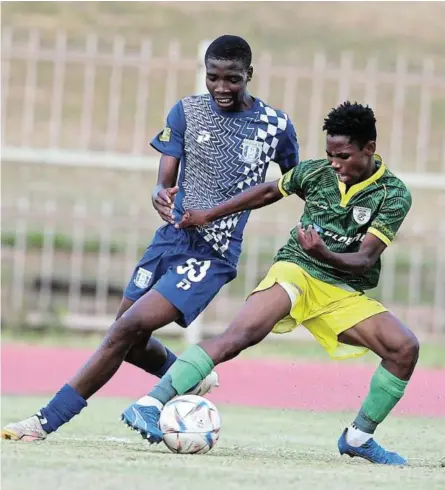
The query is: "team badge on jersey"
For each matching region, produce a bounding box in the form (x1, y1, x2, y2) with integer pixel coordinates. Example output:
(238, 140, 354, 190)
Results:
(353, 206, 372, 225)
(240, 139, 263, 164)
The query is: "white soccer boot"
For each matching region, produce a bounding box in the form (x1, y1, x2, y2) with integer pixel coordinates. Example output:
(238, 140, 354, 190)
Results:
(186, 370, 219, 396)
(1, 413, 48, 442)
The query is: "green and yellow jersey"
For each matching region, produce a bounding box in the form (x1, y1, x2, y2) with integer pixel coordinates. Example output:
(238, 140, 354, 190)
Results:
(275, 155, 412, 291)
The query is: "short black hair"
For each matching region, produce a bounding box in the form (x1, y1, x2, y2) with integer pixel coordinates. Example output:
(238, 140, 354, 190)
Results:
(323, 101, 377, 149)
(205, 35, 252, 70)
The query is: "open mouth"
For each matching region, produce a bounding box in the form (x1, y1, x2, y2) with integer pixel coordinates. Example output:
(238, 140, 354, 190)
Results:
(215, 97, 233, 107)
(335, 172, 349, 182)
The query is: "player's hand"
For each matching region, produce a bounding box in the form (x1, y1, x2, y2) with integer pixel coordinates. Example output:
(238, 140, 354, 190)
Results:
(175, 209, 211, 229)
(297, 224, 328, 261)
(152, 185, 179, 224)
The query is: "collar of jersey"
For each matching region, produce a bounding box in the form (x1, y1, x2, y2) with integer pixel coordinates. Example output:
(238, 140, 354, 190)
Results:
(337, 154, 386, 207)
(209, 96, 260, 118)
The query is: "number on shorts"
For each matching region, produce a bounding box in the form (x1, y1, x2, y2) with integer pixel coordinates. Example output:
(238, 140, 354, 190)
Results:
(176, 258, 211, 284)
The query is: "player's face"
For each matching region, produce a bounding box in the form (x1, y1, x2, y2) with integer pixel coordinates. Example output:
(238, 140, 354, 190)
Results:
(326, 135, 375, 186)
(205, 58, 252, 111)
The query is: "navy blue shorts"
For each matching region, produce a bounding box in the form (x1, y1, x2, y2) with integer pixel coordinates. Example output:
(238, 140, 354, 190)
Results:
(124, 224, 237, 327)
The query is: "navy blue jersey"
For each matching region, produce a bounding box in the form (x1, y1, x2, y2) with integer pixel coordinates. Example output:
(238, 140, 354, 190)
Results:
(151, 94, 299, 265)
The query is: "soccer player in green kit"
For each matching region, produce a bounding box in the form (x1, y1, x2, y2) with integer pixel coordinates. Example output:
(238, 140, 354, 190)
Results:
(128, 101, 419, 466)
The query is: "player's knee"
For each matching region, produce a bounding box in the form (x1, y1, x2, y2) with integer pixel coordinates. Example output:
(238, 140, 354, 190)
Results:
(396, 333, 419, 368)
(385, 329, 420, 375)
(106, 310, 147, 346)
(144, 337, 168, 364)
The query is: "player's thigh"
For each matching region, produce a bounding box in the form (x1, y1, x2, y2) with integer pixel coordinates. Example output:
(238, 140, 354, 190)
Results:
(203, 284, 292, 363)
(338, 311, 419, 362)
(114, 289, 181, 340)
(123, 225, 178, 304)
(116, 297, 134, 320)
(250, 261, 310, 334)
(303, 292, 387, 359)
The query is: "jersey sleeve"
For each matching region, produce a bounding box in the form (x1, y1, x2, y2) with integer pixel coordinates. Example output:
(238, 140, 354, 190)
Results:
(150, 100, 186, 158)
(274, 118, 299, 174)
(277, 159, 320, 198)
(368, 190, 412, 246)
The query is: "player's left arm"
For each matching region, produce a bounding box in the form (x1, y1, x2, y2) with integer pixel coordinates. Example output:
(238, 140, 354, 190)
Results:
(298, 226, 386, 276)
(275, 118, 300, 174)
(298, 190, 412, 276)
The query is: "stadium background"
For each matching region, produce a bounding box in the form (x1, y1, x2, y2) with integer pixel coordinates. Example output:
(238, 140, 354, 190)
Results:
(1, 3, 445, 489)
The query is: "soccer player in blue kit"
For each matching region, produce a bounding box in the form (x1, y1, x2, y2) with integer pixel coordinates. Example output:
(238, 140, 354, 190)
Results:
(2, 35, 299, 442)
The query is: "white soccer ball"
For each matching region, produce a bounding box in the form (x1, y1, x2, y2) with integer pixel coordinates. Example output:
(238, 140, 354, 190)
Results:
(160, 395, 221, 454)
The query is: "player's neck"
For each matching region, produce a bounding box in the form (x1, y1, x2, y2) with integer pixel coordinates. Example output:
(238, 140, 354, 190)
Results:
(347, 157, 378, 190)
(233, 93, 254, 112)
(363, 156, 378, 180)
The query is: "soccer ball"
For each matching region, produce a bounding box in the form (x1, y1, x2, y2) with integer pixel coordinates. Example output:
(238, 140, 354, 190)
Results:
(159, 395, 221, 454)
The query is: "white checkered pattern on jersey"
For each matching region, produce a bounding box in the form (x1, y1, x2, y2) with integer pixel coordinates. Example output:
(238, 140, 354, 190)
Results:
(237, 102, 288, 191)
(180, 95, 290, 257)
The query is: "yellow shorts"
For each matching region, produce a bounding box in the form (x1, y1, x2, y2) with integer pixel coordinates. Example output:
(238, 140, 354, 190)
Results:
(251, 261, 387, 360)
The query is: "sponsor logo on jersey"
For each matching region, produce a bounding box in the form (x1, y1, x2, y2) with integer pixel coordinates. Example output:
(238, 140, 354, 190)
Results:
(324, 230, 366, 245)
(159, 127, 171, 142)
(196, 130, 211, 144)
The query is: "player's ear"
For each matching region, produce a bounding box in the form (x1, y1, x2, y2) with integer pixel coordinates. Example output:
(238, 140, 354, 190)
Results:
(247, 66, 253, 82)
(364, 141, 376, 156)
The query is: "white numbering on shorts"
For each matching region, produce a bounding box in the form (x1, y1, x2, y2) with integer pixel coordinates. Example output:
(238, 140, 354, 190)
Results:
(176, 258, 211, 290)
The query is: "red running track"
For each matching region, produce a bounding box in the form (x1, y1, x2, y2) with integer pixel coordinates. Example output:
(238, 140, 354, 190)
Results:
(1, 345, 444, 417)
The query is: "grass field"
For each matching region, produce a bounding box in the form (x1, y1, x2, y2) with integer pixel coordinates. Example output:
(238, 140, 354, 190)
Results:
(1, 397, 444, 490)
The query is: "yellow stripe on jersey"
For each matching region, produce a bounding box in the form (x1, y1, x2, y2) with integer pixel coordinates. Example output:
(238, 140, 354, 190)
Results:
(368, 226, 391, 246)
(278, 175, 291, 197)
(278, 165, 325, 198)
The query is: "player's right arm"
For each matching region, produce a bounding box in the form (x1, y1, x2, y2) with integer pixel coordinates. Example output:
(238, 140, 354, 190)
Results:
(150, 101, 185, 223)
(176, 180, 283, 228)
(152, 156, 179, 224)
(176, 162, 307, 228)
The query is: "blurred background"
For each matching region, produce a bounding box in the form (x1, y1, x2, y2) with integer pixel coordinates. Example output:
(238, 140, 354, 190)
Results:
(1, 1, 445, 354)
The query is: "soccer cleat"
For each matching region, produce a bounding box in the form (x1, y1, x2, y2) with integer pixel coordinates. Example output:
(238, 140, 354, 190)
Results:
(1, 414, 48, 442)
(186, 370, 219, 396)
(121, 402, 163, 444)
(338, 428, 407, 466)
(121, 371, 219, 444)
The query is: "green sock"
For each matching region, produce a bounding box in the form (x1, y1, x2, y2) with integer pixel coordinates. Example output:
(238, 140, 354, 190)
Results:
(149, 344, 214, 405)
(354, 364, 408, 433)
